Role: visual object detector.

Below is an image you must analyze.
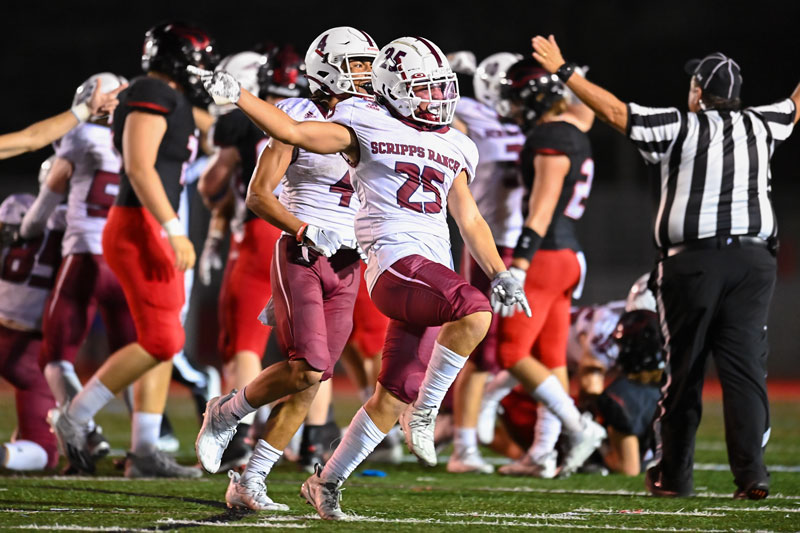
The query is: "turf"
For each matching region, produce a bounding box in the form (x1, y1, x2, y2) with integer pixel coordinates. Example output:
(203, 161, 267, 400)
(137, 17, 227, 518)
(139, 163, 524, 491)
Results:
(1, 388, 798, 532)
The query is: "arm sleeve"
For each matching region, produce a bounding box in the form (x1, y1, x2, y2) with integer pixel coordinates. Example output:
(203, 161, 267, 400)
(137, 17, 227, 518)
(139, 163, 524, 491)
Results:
(20, 185, 65, 239)
(749, 98, 796, 142)
(626, 103, 684, 164)
(124, 78, 177, 116)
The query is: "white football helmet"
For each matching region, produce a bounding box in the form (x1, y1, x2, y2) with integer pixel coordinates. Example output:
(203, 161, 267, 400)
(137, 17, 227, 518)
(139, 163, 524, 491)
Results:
(372, 36, 459, 127)
(625, 273, 657, 313)
(305, 27, 379, 97)
(72, 72, 128, 108)
(473, 52, 523, 115)
(217, 51, 267, 96)
(0, 194, 35, 226)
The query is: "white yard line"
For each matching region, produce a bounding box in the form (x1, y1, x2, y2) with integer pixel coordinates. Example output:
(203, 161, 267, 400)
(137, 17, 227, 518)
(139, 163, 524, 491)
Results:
(9, 526, 151, 532)
(475, 485, 800, 500)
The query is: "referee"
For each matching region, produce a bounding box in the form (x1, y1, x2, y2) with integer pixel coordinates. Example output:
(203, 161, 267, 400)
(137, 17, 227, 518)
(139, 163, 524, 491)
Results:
(530, 35, 799, 499)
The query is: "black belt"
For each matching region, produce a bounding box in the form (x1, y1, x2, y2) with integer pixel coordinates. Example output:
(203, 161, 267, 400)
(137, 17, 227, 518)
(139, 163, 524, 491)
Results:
(662, 236, 773, 258)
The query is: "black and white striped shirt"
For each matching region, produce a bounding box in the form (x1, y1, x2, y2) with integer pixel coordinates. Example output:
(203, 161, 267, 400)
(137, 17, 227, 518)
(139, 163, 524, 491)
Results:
(627, 99, 796, 247)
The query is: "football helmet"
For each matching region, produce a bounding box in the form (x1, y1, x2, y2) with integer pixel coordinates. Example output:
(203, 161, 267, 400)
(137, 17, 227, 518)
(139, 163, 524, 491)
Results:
(372, 36, 459, 127)
(305, 27, 379, 98)
(257, 44, 309, 99)
(0, 193, 35, 246)
(474, 52, 523, 116)
(73, 73, 129, 109)
(625, 273, 657, 312)
(141, 21, 219, 107)
(612, 310, 665, 374)
(217, 52, 267, 96)
(499, 58, 565, 128)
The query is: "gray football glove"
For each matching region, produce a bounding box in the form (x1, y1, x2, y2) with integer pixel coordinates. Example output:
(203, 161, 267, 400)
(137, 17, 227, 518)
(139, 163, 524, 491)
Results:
(490, 267, 531, 318)
(187, 66, 241, 106)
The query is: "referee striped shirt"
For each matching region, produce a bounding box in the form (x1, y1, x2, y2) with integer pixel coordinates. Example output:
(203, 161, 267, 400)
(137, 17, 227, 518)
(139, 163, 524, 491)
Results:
(627, 99, 796, 248)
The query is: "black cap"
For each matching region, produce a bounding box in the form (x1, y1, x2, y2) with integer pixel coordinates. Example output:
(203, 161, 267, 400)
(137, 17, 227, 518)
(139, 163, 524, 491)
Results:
(684, 52, 742, 100)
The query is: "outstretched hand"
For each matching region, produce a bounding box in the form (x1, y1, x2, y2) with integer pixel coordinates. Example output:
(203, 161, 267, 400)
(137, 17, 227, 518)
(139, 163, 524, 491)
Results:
(88, 78, 128, 117)
(531, 35, 566, 74)
(187, 66, 241, 106)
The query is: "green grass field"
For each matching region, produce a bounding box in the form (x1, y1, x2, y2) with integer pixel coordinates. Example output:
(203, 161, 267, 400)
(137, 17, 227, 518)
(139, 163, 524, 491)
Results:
(1, 385, 798, 532)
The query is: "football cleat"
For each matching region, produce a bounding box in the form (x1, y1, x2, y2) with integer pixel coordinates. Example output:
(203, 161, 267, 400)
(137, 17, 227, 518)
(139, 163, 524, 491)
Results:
(645, 466, 693, 498)
(399, 405, 438, 467)
(195, 391, 239, 474)
(124, 449, 202, 478)
(559, 413, 607, 478)
(225, 470, 289, 511)
(48, 404, 94, 473)
(156, 432, 181, 454)
(498, 450, 557, 478)
(86, 426, 110, 460)
(300, 464, 345, 520)
(476, 397, 500, 446)
(218, 431, 253, 472)
(733, 480, 769, 501)
(446, 446, 495, 474)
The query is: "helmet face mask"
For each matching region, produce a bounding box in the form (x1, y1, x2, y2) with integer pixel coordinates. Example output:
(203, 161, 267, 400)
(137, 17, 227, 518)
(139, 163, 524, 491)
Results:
(473, 52, 523, 115)
(141, 22, 219, 107)
(499, 59, 564, 129)
(304, 27, 379, 99)
(373, 37, 460, 127)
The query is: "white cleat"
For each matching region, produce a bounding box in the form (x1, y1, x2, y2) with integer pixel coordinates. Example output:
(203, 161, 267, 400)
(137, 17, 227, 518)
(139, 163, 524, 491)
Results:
(300, 464, 345, 520)
(498, 449, 557, 478)
(399, 405, 438, 467)
(226, 470, 289, 511)
(446, 446, 495, 474)
(476, 397, 500, 446)
(559, 413, 607, 478)
(195, 391, 239, 474)
(48, 404, 94, 473)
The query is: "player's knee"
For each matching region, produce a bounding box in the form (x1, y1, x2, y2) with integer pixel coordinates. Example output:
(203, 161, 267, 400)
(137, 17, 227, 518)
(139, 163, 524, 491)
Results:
(290, 361, 323, 390)
(459, 311, 492, 344)
(140, 327, 185, 361)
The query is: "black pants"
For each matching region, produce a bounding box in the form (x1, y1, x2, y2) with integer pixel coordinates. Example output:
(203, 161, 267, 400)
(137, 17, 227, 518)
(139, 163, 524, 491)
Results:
(652, 246, 775, 492)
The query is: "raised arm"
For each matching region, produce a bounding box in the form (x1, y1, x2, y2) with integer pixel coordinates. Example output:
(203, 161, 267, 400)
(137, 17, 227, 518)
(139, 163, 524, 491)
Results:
(20, 157, 73, 238)
(532, 35, 628, 134)
(0, 79, 126, 160)
(122, 111, 195, 271)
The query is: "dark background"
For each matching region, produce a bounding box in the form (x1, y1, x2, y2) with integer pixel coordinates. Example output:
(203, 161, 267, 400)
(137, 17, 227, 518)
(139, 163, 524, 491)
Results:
(2, 1, 799, 377)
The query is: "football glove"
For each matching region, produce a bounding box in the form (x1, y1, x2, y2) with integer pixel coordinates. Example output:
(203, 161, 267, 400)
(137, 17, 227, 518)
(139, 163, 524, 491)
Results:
(490, 267, 531, 318)
(198, 230, 224, 286)
(303, 225, 344, 258)
(187, 66, 241, 106)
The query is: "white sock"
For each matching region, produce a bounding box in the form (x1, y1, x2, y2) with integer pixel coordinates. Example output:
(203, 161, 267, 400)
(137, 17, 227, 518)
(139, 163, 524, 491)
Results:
(131, 412, 162, 454)
(321, 407, 386, 483)
(530, 404, 562, 458)
(240, 411, 257, 426)
(242, 439, 282, 483)
(530, 375, 582, 434)
(221, 387, 256, 426)
(454, 427, 478, 453)
(484, 370, 518, 404)
(2, 441, 49, 470)
(68, 376, 115, 425)
(414, 342, 467, 410)
(44, 361, 83, 406)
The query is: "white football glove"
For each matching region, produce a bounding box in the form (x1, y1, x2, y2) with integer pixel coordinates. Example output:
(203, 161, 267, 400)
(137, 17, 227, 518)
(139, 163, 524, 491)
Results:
(490, 267, 531, 318)
(303, 225, 344, 258)
(186, 65, 241, 106)
(198, 230, 225, 286)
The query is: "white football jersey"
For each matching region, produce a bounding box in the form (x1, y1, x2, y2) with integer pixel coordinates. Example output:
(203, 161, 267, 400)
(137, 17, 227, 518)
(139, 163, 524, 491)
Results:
(332, 98, 479, 291)
(0, 206, 67, 331)
(276, 98, 359, 244)
(566, 300, 626, 371)
(55, 123, 122, 255)
(456, 97, 525, 248)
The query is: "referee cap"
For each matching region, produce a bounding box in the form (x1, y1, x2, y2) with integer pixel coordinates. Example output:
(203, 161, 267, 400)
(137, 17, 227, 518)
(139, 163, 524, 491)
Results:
(684, 52, 742, 99)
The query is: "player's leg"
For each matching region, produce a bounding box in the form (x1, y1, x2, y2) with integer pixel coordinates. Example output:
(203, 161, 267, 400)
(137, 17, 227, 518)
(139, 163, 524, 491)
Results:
(299, 378, 334, 473)
(710, 248, 774, 499)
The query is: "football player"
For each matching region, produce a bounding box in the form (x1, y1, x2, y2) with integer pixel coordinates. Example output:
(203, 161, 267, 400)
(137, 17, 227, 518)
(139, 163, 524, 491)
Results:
(446, 51, 526, 475)
(193, 35, 532, 519)
(48, 21, 217, 478)
(0, 82, 125, 160)
(19, 73, 133, 464)
(193, 26, 379, 511)
(0, 194, 65, 470)
(493, 58, 606, 479)
(197, 46, 308, 471)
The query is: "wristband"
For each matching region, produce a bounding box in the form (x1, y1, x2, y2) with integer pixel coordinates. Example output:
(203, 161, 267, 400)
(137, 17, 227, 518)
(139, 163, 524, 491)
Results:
(556, 62, 577, 83)
(70, 102, 91, 123)
(162, 217, 185, 237)
(296, 223, 309, 243)
(512, 227, 543, 262)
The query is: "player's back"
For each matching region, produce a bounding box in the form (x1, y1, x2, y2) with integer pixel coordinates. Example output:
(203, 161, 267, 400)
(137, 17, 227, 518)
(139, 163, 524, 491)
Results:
(521, 121, 593, 252)
(57, 123, 122, 256)
(332, 97, 479, 274)
(0, 198, 66, 331)
(277, 98, 359, 245)
(457, 97, 525, 248)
